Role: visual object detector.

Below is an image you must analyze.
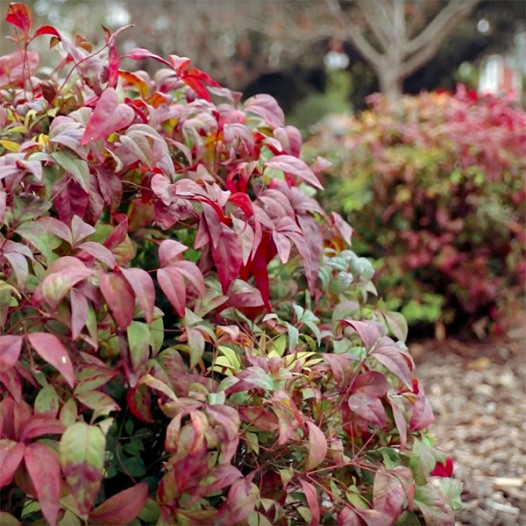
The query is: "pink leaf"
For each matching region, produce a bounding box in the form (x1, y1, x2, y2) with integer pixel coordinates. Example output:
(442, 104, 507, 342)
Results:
(373, 467, 406, 520)
(172, 260, 205, 295)
(88, 483, 148, 525)
(158, 239, 187, 267)
(331, 212, 353, 246)
(0, 335, 23, 371)
(120, 267, 155, 323)
(389, 397, 408, 449)
(0, 50, 39, 87)
(20, 416, 65, 442)
(125, 47, 172, 68)
(81, 88, 134, 145)
(0, 439, 24, 488)
(306, 421, 328, 471)
(341, 319, 384, 351)
(76, 241, 116, 267)
(243, 94, 285, 127)
(265, 155, 323, 190)
(38, 261, 94, 310)
(299, 478, 320, 526)
(157, 266, 186, 317)
(24, 442, 61, 526)
(27, 333, 75, 389)
(371, 338, 412, 388)
(99, 270, 135, 328)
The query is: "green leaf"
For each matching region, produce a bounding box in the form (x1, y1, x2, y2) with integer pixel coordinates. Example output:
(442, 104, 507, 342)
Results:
(127, 321, 151, 377)
(34, 385, 60, 417)
(414, 485, 455, 526)
(59, 422, 106, 519)
(51, 149, 90, 191)
(438, 478, 463, 511)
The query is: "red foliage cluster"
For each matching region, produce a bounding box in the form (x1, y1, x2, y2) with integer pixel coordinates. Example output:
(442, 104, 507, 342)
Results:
(309, 87, 526, 334)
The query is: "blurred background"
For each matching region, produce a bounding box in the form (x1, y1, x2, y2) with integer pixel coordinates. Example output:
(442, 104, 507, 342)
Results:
(1, 0, 525, 131)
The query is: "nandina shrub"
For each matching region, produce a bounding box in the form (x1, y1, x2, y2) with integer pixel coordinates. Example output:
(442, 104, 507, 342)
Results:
(307, 88, 526, 335)
(0, 4, 459, 525)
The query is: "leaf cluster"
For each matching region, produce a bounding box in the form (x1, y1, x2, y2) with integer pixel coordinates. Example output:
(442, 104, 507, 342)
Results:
(1, 4, 458, 525)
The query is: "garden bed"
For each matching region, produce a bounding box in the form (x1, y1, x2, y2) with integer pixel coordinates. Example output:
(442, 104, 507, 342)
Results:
(412, 317, 526, 526)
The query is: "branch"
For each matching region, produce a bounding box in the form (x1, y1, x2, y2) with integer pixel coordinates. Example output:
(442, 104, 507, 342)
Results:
(401, 2, 481, 77)
(325, 0, 383, 66)
(405, 0, 481, 56)
(356, 0, 394, 52)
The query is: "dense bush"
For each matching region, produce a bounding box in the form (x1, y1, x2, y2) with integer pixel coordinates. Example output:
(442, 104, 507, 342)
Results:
(0, 4, 459, 525)
(307, 88, 526, 335)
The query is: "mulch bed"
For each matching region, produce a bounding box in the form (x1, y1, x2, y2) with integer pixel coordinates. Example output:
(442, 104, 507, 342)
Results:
(411, 320, 526, 526)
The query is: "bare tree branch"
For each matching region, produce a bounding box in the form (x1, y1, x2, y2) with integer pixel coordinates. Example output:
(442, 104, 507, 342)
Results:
(405, 0, 481, 56)
(356, 0, 393, 52)
(325, 0, 383, 65)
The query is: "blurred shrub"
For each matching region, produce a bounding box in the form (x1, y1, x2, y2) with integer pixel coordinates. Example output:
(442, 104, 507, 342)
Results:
(307, 87, 526, 336)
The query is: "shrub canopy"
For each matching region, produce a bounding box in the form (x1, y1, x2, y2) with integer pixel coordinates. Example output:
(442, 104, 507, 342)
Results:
(0, 4, 458, 525)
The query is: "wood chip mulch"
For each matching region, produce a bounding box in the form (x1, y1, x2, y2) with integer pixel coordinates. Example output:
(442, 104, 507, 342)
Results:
(411, 320, 526, 526)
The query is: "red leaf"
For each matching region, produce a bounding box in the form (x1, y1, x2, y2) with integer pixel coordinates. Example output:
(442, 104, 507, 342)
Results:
(20, 416, 65, 442)
(157, 266, 186, 317)
(33, 24, 60, 38)
(205, 219, 243, 293)
(353, 371, 389, 397)
(126, 384, 154, 423)
(81, 88, 134, 145)
(0, 369, 23, 403)
(0, 439, 24, 488)
(24, 442, 61, 526)
(410, 385, 435, 431)
(306, 421, 328, 471)
(265, 155, 323, 190)
(6, 3, 32, 36)
(88, 483, 148, 525)
(217, 478, 258, 525)
(430, 457, 454, 477)
(299, 478, 320, 526)
(107, 42, 120, 89)
(70, 288, 89, 339)
(99, 270, 135, 328)
(192, 465, 242, 503)
(0, 335, 23, 371)
(120, 267, 155, 323)
(348, 392, 388, 428)
(27, 333, 75, 389)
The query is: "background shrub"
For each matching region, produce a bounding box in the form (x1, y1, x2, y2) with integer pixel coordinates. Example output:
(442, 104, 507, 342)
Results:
(0, 4, 459, 525)
(307, 87, 526, 336)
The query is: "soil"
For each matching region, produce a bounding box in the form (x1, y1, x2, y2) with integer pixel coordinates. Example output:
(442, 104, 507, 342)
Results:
(411, 317, 526, 526)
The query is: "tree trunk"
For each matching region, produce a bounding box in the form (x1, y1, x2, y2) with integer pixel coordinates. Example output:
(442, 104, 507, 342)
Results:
(377, 67, 404, 100)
